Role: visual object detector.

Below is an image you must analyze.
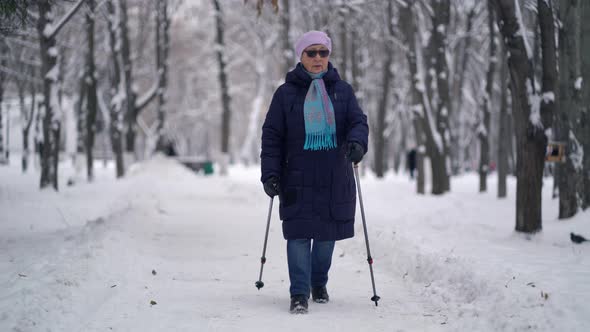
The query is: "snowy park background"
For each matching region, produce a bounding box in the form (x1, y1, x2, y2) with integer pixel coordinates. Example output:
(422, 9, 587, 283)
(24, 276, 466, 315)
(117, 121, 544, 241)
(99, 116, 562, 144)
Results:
(2, 0, 590, 331)
(1, 156, 589, 331)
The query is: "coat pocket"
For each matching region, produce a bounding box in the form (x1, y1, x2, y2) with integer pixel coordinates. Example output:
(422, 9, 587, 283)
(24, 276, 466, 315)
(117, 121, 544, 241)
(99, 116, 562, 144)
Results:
(279, 170, 303, 220)
(329, 164, 356, 221)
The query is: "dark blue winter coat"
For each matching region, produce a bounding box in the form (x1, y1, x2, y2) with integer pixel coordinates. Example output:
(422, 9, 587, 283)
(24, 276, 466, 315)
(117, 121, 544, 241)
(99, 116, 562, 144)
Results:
(260, 63, 369, 241)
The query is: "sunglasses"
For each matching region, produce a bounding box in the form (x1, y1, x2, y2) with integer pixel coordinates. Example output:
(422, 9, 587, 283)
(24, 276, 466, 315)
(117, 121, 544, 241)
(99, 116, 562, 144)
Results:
(304, 49, 330, 58)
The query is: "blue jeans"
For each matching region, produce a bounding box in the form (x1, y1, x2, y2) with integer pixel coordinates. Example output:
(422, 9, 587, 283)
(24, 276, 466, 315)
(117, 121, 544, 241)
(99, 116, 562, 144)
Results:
(287, 239, 335, 297)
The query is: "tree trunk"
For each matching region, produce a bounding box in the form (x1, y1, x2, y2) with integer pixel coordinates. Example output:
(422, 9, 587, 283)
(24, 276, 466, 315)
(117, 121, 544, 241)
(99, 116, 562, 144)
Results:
(120, 0, 138, 154)
(451, 8, 476, 175)
(493, 0, 554, 233)
(350, 28, 360, 95)
(580, 0, 590, 209)
(33, 97, 42, 170)
(20, 81, 36, 172)
(280, 0, 293, 75)
(373, 1, 394, 178)
(75, 73, 86, 154)
(338, 4, 348, 82)
(5, 103, 10, 161)
(498, 37, 509, 198)
(479, 0, 497, 192)
(506, 93, 516, 175)
(212, 0, 232, 175)
(0, 42, 6, 163)
(37, 0, 60, 190)
(556, 0, 582, 218)
(431, 0, 452, 192)
(400, 1, 444, 195)
(538, 0, 557, 137)
(155, 0, 169, 151)
(33, 0, 85, 188)
(415, 123, 426, 195)
(538, 0, 558, 215)
(85, 0, 98, 181)
(107, 0, 125, 178)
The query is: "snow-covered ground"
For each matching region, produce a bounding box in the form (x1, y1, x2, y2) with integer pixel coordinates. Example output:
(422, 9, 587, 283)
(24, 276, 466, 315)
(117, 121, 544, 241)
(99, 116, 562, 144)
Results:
(1, 156, 588, 331)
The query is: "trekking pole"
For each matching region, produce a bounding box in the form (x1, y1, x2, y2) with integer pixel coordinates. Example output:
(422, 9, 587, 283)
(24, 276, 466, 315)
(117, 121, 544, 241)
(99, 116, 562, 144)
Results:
(255, 196, 274, 290)
(353, 163, 381, 306)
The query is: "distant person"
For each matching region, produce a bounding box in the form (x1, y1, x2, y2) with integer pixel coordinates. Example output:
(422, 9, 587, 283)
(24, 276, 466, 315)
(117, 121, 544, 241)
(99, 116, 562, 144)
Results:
(260, 30, 369, 314)
(407, 148, 417, 179)
(158, 137, 177, 157)
(164, 141, 177, 157)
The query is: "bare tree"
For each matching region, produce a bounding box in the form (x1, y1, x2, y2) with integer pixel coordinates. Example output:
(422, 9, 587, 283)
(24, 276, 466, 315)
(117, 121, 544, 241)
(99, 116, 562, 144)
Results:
(106, 0, 125, 177)
(538, 0, 557, 134)
(399, 1, 428, 194)
(279, 0, 293, 75)
(6, 36, 40, 172)
(430, 0, 452, 192)
(399, 0, 454, 194)
(451, 5, 477, 175)
(119, 0, 137, 155)
(492, 0, 555, 233)
(497, 37, 509, 198)
(406, 1, 446, 195)
(84, 0, 98, 181)
(0, 40, 7, 163)
(337, 3, 349, 83)
(36, 0, 85, 190)
(212, 0, 232, 175)
(556, 0, 582, 218)
(155, 0, 170, 151)
(580, 0, 590, 209)
(36, 0, 60, 189)
(117, 0, 159, 157)
(235, 8, 280, 165)
(372, 0, 394, 178)
(479, 0, 497, 192)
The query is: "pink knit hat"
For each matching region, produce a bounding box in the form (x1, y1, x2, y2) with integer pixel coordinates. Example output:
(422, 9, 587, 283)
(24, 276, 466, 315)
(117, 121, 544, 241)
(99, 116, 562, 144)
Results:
(294, 30, 332, 60)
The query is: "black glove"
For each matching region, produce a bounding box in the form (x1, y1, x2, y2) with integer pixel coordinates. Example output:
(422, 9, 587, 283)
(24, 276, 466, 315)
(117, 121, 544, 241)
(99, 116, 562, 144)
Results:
(347, 141, 364, 164)
(263, 176, 280, 197)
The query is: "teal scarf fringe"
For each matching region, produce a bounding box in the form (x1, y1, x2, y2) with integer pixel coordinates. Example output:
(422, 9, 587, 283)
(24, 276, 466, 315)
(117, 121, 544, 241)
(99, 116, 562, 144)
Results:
(303, 70, 337, 151)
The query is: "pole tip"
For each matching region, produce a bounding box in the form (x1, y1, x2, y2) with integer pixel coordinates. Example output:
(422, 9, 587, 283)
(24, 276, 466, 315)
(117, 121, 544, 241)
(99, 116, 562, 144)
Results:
(255, 281, 264, 290)
(371, 295, 381, 306)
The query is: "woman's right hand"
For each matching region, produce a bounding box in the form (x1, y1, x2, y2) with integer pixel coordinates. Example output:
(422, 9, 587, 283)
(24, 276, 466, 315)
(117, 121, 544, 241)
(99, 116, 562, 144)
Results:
(263, 177, 280, 197)
(347, 141, 364, 164)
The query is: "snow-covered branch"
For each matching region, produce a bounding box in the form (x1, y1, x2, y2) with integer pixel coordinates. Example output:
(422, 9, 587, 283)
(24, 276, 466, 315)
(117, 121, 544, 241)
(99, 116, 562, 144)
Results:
(43, 0, 86, 39)
(135, 77, 160, 112)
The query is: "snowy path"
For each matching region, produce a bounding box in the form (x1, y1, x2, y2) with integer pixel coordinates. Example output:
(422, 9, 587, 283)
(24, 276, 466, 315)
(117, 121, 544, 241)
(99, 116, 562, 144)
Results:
(1, 156, 589, 331)
(1, 159, 440, 331)
(74, 162, 443, 331)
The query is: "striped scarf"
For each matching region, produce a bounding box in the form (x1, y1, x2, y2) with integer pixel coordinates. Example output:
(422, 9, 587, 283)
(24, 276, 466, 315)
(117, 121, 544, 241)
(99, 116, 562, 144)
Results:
(303, 70, 337, 151)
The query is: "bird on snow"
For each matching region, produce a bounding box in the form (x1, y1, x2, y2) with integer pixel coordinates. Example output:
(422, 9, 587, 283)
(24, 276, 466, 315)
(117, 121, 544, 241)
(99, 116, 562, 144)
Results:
(570, 232, 588, 244)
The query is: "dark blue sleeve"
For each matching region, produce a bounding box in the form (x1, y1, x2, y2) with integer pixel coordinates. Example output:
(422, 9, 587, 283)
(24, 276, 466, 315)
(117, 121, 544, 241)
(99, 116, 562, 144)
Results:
(260, 87, 285, 183)
(346, 86, 369, 153)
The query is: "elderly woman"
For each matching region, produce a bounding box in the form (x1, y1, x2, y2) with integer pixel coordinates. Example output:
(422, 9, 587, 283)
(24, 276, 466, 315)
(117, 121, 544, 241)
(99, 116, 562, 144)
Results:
(260, 30, 369, 314)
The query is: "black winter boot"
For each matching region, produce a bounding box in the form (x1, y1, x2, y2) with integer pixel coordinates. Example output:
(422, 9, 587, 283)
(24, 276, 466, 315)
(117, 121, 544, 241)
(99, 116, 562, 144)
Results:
(289, 295, 308, 314)
(311, 286, 329, 303)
